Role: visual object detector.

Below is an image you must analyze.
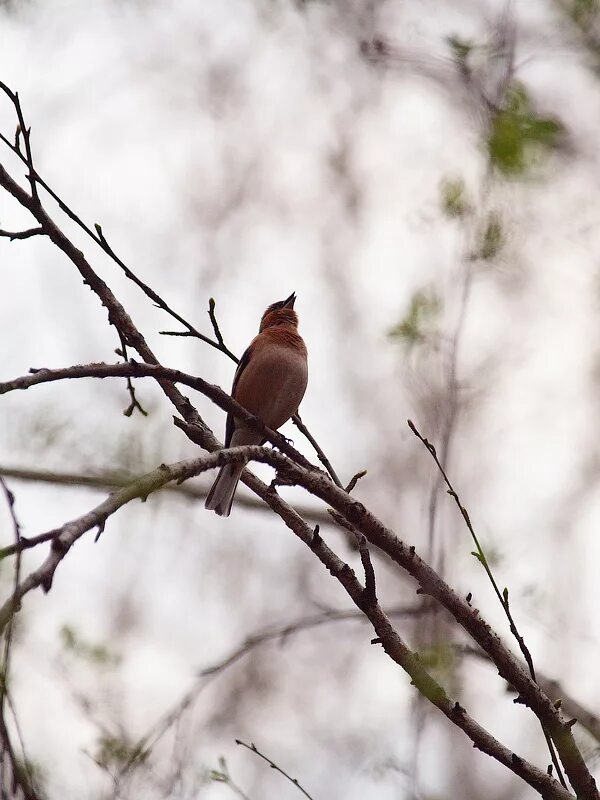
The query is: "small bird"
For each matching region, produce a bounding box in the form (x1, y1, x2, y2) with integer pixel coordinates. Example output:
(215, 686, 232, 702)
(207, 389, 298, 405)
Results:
(205, 292, 308, 516)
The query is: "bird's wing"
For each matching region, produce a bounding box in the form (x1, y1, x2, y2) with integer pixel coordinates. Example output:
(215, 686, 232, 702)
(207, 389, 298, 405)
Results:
(225, 341, 255, 447)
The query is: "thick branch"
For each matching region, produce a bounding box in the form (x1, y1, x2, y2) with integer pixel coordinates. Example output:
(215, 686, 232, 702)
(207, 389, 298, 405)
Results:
(0, 160, 211, 441)
(217, 448, 596, 798)
(0, 464, 333, 526)
(0, 450, 573, 800)
(0, 119, 594, 797)
(0, 361, 323, 475)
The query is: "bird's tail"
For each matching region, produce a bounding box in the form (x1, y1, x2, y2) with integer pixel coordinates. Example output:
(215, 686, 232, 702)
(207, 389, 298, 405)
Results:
(205, 462, 245, 517)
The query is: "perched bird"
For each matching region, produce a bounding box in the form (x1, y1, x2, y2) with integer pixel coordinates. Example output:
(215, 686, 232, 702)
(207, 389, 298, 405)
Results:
(205, 292, 308, 516)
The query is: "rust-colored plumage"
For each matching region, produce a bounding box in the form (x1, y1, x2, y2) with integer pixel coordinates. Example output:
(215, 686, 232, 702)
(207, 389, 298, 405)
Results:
(205, 292, 308, 516)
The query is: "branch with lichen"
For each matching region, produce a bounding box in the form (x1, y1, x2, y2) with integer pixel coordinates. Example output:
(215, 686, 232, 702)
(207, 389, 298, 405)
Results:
(0, 450, 574, 800)
(0, 80, 596, 800)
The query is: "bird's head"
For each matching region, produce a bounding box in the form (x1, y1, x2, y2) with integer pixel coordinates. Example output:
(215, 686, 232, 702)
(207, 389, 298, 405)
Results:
(259, 292, 298, 331)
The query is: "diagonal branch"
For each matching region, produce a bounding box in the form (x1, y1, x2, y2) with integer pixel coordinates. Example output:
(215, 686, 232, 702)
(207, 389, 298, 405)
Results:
(0, 361, 324, 475)
(0, 442, 591, 797)
(0, 450, 575, 800)
(408, 419, 567, 785)
(0, 90, 340, 483)
(0, 85, 595, 799)
(0, 464, 335, 525)
(236, 740, 315, 800)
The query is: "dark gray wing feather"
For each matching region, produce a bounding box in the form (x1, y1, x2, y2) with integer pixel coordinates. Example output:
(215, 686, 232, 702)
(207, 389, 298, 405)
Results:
(225, 344, 253, 446)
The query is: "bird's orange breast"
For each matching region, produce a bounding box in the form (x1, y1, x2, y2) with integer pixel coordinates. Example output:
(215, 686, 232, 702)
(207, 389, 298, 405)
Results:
(234, 337, 308, 432)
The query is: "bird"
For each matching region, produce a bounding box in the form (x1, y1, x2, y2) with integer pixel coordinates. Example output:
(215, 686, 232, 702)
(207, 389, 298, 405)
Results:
(205, 292, 308, 516)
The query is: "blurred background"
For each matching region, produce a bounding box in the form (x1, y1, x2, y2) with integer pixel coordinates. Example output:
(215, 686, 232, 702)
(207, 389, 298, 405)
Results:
(1, 0, 600, 797)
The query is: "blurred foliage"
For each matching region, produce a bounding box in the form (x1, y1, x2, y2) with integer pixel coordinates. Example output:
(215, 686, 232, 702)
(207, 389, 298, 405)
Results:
(447, 34, 473, 63)
(389, 290, 441, 349)
(93, 733, 149, 771)
(208, 755, 232, 784)
(441, 177, 469, 218)
(208, 756, 251, 799)
(478, 212, 504, 260)
(60, 624, 121, 667)
(487, 82, 564, 176)
(447, 34, 473, 79)
(418, 643, 456, 674)
(570, 0, 599, 25)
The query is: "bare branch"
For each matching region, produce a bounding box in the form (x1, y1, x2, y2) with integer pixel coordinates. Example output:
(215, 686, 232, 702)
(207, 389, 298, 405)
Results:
(0, 227, 44, 241)
(120, 602, 432, 776)
(115, 332, 148, 417)
(0, 82, 595, 799)
(0, 448, 579, 799)
(0, 361, 324, 475)
(92, 223, 223, 353)
(0, 113, 344, 493)
(0, 478, 22, 708)
(460, 644, 600, 747)
(235, 740, 315, 800)
(0, 82, 39, 202)
(345, 469, 367, 493)
(208, 297, 238, 363)
(408, 419, 566, 785)
(292, 412, 343, 488)
(0, 464, 335, 526)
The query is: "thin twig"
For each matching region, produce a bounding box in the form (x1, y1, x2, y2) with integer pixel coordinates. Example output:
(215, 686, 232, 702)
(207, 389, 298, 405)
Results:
(0, 82, 39, 202)
(115, 332, 148, 417)
(93, 223, 224, 352)
(235, 740, 315, 800)
(408, 419, 567, 788)
(0, 480, 37, 798)
(0, 83, 594, 798)
(345, 469, 367, 493)
(292, 412, 343, 487)
(0, 478, 22, 710)
(0, 443, 580, 800)
(0, 87, 343, 485)
(118, 601, 428, 777)
(208, 297, 238, 363)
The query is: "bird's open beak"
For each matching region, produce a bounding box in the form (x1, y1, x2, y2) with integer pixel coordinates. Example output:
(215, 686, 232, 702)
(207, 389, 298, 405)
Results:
(282, 292, 296, 308)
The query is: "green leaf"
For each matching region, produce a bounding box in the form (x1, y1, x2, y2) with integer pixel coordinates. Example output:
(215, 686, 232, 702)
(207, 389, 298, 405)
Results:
(487, 83, 564, 176)
(59, 624, 120, 666)
(389, 289, 441, 350)
(441, 177, 468, 218)
(95, 735, 148, 769)
(571, 0, 599, 25)
(447, 34, 473, 79)
(59, 624, 77, 651)
(479, 213, 503, 260)
(418, 643, 456, 672)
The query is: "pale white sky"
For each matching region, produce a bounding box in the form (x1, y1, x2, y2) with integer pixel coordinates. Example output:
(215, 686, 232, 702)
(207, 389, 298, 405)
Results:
(1, 1, 600, 798)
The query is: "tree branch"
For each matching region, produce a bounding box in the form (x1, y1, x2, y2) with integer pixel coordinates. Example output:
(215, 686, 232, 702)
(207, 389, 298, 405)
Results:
(235, 740, 315, 800)
(408, 419, 568, 785)
(0, 463, 335, 526)
(0, 361, 324, 476)
(0, 227, 44, 241)
(0, 86, 595, 799)
(0, 444, 587, 799)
